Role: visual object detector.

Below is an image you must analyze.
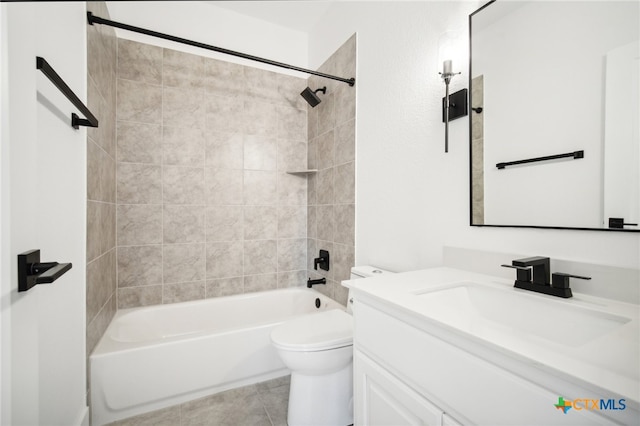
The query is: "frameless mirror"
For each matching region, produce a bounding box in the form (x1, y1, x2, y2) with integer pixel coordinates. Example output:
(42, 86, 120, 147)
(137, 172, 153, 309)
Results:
(469, 0, 639, 231)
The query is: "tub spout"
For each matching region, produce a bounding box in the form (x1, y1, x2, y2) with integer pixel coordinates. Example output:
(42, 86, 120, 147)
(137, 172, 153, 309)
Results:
(307, 277, 326, 288)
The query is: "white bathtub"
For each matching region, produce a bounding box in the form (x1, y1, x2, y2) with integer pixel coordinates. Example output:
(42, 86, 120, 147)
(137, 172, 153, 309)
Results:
(90, 287, 344, 425)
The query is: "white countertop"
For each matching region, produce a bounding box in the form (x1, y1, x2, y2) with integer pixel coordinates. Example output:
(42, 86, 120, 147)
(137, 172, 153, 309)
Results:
(344, 267, 640, 406)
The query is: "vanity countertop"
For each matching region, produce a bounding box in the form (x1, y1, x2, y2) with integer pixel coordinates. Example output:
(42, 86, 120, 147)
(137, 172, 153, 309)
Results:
(343, 267, 640, 407)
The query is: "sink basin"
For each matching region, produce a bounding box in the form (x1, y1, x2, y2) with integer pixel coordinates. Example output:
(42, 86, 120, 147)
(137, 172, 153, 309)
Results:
(416, 282, 631, 347)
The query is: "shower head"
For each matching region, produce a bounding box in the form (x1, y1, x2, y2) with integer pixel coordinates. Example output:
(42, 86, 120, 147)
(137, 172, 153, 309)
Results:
(300, 86, 326, 107)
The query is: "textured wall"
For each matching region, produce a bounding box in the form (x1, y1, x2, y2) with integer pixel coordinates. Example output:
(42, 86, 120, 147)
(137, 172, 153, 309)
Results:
(86, 0, 117, 364)
(115, 39, 310, 308)
(307, 35, 357, 305)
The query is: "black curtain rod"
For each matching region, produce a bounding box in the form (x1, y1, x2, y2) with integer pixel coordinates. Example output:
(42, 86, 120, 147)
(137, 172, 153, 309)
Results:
(87, 12, 355, 87)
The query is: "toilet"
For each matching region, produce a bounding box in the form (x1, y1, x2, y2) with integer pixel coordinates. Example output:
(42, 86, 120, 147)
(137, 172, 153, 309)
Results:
(270, 266, 393, 426)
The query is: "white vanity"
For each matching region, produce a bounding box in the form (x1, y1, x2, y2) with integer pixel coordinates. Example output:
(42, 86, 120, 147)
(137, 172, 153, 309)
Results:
(344, 267, 639, 425)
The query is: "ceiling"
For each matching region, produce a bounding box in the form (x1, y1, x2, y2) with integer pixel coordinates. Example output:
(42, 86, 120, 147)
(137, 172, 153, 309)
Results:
(205, 1, 334, 33)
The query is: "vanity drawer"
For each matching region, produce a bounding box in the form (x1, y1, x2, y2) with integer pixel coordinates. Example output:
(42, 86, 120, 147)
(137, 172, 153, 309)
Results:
(354, 301, 615, 425)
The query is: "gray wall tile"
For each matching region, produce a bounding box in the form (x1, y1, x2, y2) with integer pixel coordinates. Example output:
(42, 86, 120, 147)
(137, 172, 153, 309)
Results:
(118, 285, 163, 309)
(86, 249, 116, 328)
(316, 205, 335, 243)
(244, 240, 277, 275)
(244, 170, 277, 205)
(316, 168, 334, 205)
(87, 138, 116, 203)
(335, 203, 355, 246)
(164, 281, 206, 304)
(278, 105, 307, 141)
(244, 101, 278, 136)
(163, 126, 205, 167)
(205, 131, 243, 169)
(244, 135, 277, 171)
(163, 86, 205, 128)
(87, 200, 115, 262)
(278, 205, 306, 239)
(334, 84, 356, 126)
(244, 206, 277, 240)
(206, 206, 243, 241)
(317, 130, 335, 170)
(277, 173, 307, 206)
(277, 270, 306, 289)
(206, 241, 243, 279)
(117, 39, 162, 85)
(335, 119, 355, 164)
(117, 204, 162, 246)
(117, 163, 162, 204)
(117, 245, 163, 288)
(163, 243, 206, 284)
(163, 48, 204, 89)
(278, 139, 307, 172)
(205, 168, 243, 205)
(116, 121, 162, 164)
(117, 79, 162, 124)
(86, 294, 115, 357)
(163, 166, 205, 205)
(317, 93, 335, 135)
(244, 273, 277, 293)
(277, 239, 307, 271)
(163, 205, 205, 244)
(334, 161, 355, 204)
(205, 94, 244, 132)
(206, 277, 243, 298)
(204, 58, 245, 97)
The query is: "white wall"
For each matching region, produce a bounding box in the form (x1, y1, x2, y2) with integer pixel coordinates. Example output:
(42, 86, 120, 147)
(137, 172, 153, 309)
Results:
(306, 1, 640, 272)
(105, 1, 309, 78)
(1, 2, 88, 424)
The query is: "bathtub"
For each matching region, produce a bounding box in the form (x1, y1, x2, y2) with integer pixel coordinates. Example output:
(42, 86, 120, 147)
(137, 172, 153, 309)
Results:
(90, 287, 344, 425)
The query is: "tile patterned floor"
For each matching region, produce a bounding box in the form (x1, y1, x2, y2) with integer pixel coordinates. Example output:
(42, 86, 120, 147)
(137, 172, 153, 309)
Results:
(107, 376, 290, 426)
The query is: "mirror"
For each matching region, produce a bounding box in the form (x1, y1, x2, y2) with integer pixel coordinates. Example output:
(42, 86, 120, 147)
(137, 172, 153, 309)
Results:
(469, 0, 639, 232)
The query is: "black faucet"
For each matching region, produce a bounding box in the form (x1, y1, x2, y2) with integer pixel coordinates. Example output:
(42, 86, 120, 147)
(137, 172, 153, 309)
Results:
(502, 256, 591, 298)
(307, 277, 326, 288)
(314, 249, 330, 271)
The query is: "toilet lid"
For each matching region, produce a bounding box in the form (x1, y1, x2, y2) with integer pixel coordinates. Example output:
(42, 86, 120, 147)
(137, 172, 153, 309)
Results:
(271, 309, 353, 351)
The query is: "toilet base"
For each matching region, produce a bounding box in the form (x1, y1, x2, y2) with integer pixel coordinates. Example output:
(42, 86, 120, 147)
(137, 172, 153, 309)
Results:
(287, 363, 353, 426)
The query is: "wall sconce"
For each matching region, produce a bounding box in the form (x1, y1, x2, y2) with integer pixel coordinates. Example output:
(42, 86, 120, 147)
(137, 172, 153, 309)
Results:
(439, 60, 467, 153)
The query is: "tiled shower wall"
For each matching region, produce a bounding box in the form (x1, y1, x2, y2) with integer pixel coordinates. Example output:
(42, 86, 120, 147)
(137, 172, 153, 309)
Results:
(86, 1, 117, 365)
(307, 35, 357, 305)
(115, 39, 310, 308)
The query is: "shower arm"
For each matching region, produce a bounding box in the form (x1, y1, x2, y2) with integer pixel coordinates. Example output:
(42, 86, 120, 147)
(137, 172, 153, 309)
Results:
(87, 12, 356, 87)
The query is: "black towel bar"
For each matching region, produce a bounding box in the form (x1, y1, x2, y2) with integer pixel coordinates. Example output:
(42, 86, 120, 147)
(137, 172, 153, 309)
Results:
(36, 56, 99, 129)
(496, 150, 584, 170)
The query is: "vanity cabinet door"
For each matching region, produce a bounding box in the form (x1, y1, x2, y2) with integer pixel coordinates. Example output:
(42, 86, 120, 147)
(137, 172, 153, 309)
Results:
(355, 350, 443, 425)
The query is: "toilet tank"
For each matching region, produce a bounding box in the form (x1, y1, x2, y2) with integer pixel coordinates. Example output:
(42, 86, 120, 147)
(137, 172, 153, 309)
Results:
(347, 266, 394, 313)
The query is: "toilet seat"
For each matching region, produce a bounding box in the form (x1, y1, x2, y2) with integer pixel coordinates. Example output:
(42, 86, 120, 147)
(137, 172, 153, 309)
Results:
(271, 309, 353, 352)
